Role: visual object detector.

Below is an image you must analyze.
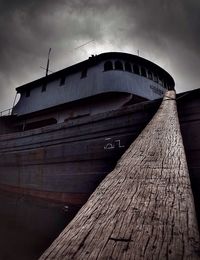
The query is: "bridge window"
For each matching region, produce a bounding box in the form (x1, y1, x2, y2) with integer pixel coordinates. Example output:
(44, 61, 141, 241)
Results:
(141, 67, 147, 77)
(158, 75, 163, 85)
(81, 68, 87, 78)
(115, 60, 123, 70)
(42, 82, 47, 92)
(60, 75, 66, 86)
(148, 70, 153, 80)
(133, 64, 140, 75)
(162, 81, 166, 88)
(25, 89, 30, 97)
(164, 81, 168, 89)
(104, 61, 113, 71)
(125, 62, 132, 72)
(153, 74, 158, 83)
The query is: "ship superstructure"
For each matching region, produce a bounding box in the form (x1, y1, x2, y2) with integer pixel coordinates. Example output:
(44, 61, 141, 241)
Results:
(12, 52, 174, 131)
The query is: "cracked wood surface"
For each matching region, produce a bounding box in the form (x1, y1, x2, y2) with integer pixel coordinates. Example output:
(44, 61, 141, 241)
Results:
(40, 91, 200, 259)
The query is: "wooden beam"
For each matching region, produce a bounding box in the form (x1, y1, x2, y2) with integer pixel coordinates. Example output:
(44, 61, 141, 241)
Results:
(40, 91, 200, 259)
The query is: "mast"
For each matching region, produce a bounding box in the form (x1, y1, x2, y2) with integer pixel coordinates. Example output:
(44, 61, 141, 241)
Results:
(46, 48, 51, 76)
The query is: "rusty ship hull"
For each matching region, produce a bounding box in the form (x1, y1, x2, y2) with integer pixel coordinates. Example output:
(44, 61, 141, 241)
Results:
(0, 88, 199, 210)
(0, 99, 161, 206)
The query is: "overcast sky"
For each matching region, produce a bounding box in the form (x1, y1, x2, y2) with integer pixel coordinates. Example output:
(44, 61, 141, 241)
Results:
(0, 0, 199, 111)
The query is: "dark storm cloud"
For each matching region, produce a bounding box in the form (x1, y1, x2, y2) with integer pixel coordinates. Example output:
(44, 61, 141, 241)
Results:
(0, 0, 102, 109)
(114, 0, 200, 91)
(0, 0, 199, 110)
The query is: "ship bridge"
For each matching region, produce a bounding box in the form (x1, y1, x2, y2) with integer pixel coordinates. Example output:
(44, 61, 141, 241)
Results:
(10, 52, 175, 131)
(12, 53, 173, 114)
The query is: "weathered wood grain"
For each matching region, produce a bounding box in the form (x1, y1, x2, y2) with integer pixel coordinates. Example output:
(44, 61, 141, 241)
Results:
(40, 91, 200, 259)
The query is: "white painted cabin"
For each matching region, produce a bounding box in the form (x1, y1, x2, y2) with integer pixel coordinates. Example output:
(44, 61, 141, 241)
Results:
(12, 52, 174, 130)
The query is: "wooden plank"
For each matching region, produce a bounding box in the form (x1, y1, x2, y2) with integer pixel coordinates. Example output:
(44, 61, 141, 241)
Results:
(40, 91, 200, 259)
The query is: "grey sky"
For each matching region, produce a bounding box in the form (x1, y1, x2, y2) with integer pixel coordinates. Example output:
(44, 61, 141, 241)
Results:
(0, 0, 199, 111)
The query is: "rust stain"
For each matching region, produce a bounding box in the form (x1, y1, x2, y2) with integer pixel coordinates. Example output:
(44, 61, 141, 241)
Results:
(0, 183, 88, 205)
(32, 148, 46, 161)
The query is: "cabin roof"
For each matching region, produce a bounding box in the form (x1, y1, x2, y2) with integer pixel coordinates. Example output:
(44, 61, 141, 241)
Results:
(16, 52, 175, 93)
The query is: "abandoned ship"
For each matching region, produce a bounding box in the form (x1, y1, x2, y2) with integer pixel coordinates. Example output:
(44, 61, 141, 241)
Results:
(0, 52, 175, 207)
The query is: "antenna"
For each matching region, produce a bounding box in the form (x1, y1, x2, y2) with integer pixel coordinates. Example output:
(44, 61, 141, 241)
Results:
(40, 41, 95, 76)
(40, 66, 54, 73)
(46, 48, 51, 76)
(40, 48, 53, 76)
(74, 39, 95, 50)
(137, 49, 140, 56)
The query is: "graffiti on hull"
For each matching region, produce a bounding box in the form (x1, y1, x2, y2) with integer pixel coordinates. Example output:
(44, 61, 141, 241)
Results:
(104, 138, 125, 150)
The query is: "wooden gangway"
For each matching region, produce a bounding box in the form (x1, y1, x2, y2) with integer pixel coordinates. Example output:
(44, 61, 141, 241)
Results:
(40, 91, 200, 259)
